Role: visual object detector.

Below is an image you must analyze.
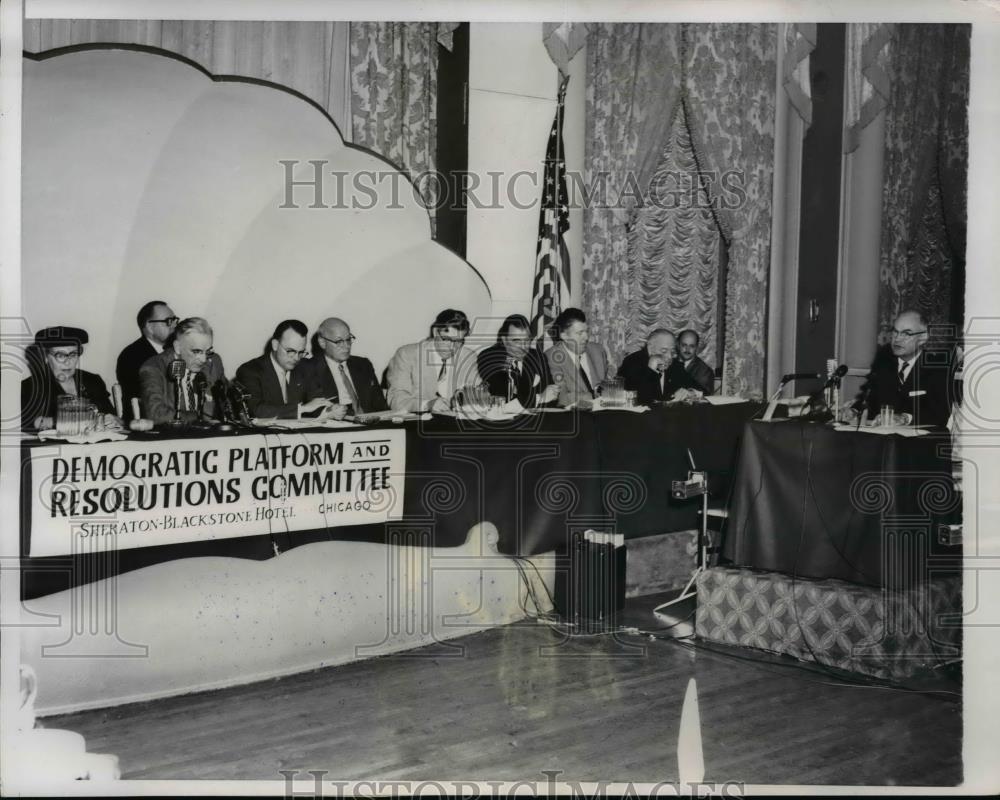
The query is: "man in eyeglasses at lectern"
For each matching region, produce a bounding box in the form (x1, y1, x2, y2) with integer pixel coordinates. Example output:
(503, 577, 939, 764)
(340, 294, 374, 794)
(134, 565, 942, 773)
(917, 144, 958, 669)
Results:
(858, 309, 954, 428)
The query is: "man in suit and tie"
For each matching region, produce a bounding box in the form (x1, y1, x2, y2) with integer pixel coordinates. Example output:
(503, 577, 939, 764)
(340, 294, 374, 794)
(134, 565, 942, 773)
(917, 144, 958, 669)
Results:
(300, 317, 387, 416)
(859, 309, 954, 428)
(234, 320, 334, 420)
(617, 329, 704, 405)
(677, 329, 716, 395)
(116, 300, 178, 420)
(139, 317, 226, 424)
(544, 307, 612, 409)
(387, 309, 480, 413)
(477, 314, 559, 408)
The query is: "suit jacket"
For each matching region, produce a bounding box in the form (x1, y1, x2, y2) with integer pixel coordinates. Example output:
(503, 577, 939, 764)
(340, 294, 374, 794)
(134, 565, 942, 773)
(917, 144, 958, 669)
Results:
(860, 345, 953, 428)
(617, 347, 702, 405)
(680, 355, 715, 395)
(298, 354, 387, 415)
(115, 337, 158, 420)
(545, 341, 611, 408)
(139, 348, 227, 424)
(21, 368, 115, 431)
(234, 353, 313, 419)
(386, 339, 480, 412)
(476, 343, 553, 407)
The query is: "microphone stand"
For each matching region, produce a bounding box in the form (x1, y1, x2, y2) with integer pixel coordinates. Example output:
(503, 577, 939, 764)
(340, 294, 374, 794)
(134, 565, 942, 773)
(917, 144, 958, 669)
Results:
(167, 360, 187, 428)
(760, 378, 790, 422)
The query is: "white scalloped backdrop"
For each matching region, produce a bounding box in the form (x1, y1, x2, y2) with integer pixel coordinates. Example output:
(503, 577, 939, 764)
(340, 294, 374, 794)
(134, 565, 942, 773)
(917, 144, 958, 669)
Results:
(23, 48, 491, 383)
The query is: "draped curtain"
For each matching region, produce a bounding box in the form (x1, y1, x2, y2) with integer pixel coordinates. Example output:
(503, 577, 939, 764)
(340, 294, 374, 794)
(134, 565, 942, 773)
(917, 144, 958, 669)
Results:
(878, 24, 969, 336)
(349, 22, 459, 231)
(23, 19, 354, 137)
(583, 23, 776, 398)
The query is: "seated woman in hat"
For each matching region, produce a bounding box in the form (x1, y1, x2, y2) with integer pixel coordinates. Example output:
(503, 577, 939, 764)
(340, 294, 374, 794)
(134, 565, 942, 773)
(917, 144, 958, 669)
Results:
(21, 326, 121, 432)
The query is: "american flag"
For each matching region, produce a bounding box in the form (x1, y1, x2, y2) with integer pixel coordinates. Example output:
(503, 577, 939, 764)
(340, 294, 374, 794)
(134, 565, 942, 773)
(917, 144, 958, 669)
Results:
(530, 76, 572, 348)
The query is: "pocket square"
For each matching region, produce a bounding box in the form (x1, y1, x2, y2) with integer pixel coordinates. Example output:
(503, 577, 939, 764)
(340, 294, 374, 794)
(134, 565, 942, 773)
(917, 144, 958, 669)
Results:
(909, 389, 927, 397)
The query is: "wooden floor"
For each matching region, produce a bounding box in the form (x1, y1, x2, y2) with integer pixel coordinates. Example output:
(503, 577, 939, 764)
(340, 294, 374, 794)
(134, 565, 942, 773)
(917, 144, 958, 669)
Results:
(44, 594, 962, 787)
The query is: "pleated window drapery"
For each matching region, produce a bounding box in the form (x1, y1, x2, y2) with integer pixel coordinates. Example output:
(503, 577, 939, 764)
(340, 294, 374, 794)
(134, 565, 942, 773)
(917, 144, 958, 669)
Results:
(877, 24, 969, 336)
(583, 24, 777, 398)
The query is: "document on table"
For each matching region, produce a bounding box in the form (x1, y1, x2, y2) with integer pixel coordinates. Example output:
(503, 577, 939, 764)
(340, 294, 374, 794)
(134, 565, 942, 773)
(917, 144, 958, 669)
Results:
(833, 423, 929, 437)
(704, 395, 748, 405)
(253, 417, 360, 429)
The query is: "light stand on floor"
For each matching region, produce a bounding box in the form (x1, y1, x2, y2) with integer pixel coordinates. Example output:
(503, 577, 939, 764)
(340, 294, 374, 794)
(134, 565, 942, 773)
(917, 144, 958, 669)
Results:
(654, 468, 710, 614)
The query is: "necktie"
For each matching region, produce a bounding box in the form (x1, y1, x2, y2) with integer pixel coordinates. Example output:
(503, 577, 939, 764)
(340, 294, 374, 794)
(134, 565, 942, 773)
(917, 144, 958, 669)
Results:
(184, 372, 196, 412)
(659, 370, 666, 398)
(339, 363, 362, 413)
(437, 358, 451, 399)
(509, 360, 521, 401)
(279, 371, 288, 403)
(579, 356, 595, 397)
(898, 361, 908, 385)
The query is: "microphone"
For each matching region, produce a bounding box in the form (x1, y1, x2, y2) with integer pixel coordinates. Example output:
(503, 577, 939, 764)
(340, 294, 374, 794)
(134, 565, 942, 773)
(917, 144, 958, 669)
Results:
(780, 371, 823, 383)
(229, 379, 253, 424)
(211, 378, 236, 424)
(169, 359, 186, 424)
(820, 364, 848, 391)
(192, 372, 209, 418)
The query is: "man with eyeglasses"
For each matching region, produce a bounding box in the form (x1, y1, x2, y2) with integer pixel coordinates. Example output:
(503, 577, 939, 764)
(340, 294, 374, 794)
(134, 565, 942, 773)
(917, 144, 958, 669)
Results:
(21, 326, 118, 432)
(139, 316, 227, 424)
(387, 308, 480, 413)
(858, 309, 953, 427)
(299, 317, 387, 416)
(115, 300, 178, 420)
(476, 314, 559, 408)
(235, 320, 335, 420)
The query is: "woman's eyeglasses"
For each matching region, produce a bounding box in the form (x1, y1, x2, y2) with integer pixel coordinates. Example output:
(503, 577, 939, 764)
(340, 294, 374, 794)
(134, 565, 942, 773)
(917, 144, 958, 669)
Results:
(48, 350, 80, 364)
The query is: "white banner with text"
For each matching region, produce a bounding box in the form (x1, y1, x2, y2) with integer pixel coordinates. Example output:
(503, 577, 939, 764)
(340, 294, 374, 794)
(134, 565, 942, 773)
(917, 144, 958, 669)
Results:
(27, 430, 406, 557)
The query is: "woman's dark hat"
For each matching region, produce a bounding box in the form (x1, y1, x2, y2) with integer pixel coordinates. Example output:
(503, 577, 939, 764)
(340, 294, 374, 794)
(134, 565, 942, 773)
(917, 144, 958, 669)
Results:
(35, 326, 89, 347)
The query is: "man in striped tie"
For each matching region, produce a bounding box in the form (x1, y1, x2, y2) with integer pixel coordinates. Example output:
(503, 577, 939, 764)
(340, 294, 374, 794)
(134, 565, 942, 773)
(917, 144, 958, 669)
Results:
(300, 317, 387, 417)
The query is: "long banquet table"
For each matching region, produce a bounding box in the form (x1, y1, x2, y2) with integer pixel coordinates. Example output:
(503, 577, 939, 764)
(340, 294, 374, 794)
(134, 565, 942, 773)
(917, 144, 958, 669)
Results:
(21, 401, 761, 599)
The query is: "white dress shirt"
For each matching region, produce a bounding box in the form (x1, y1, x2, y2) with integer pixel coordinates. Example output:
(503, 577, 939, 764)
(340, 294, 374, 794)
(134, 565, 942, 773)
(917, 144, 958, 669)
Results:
(563, 346, 595, 389)
(428, 347, 454, 400)
(270, 355, 289, 403)
(326, 356, 356, 406)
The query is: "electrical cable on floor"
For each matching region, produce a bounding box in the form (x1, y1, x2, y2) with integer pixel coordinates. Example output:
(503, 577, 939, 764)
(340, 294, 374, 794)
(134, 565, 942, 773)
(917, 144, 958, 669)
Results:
(618, 624, 961, 701)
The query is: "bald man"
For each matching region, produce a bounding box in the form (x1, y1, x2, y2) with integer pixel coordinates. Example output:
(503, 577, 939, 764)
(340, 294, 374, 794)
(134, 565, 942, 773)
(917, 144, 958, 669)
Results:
(300, 317, 387, 415)
(859, 309, 954, 428)
(617, 329, 703, 405)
